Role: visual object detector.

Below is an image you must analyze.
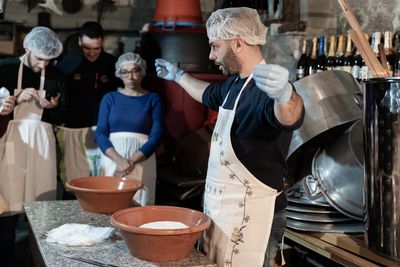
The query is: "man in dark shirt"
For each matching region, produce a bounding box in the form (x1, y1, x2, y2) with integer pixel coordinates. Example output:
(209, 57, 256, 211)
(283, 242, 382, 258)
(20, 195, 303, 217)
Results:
(57, 21, 119, 128)
(55, 21, 120, 198)
(0, 26, 64, 267)
(155, 7, 305, 267)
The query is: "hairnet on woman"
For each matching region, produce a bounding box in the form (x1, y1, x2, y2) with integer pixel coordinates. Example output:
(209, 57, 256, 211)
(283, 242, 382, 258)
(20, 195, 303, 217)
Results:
(115, 52, 147, 77)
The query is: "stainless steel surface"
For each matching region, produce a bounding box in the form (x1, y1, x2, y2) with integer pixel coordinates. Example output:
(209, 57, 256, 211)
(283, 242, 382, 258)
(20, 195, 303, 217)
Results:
(286, 202, 339, 214)
(311, 119, 364, 221)
(286, 210, 354, 223)
(287, 178, 331, 207)
(289, 70, 362, 158)
(364, 78, 400, 261)
(286, 218, 364, 233)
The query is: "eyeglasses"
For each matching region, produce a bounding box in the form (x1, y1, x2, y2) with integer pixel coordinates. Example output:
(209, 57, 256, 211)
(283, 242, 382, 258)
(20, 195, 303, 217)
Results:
(120, 67, 142, 77)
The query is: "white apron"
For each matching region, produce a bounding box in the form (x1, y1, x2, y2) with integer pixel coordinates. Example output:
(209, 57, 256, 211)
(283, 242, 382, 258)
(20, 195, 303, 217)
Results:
(56, 126, 101, 189)
(0, 59, 57, 214)
(202, 74, 280, 267)
(99, 132, 156, 206)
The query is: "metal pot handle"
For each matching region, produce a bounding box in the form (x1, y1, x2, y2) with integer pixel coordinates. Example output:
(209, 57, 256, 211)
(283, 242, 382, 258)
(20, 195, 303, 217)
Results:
(353, 91, 363, 109)
(302, 175, 323, 200)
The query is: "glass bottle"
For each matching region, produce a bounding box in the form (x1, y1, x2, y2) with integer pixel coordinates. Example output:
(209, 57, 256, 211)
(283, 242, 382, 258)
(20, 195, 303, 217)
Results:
(383, 31, 394, 76)
(325, 35, 336, 71)
(307, 37, 317, 75)
(358, 33, 370, 81)
(393, 32, 400, 77)
(352, 48, 361, 81)
(334, 34, 345, 71)
(296, 39, 308, 80)
(316, 35, 326, 73)
(342, 34, 354, 74)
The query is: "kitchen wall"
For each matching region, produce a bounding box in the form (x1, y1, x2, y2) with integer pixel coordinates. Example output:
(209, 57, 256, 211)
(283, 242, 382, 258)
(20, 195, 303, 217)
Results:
(1, 0, 400, 80)
(265, 0, 400, 81)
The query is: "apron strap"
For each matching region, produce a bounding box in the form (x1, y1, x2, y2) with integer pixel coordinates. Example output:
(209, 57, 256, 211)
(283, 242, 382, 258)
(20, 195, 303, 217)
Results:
(221, 74, 253, 108)
(221, 59, 266, 110)
(18, 55, 45, 91)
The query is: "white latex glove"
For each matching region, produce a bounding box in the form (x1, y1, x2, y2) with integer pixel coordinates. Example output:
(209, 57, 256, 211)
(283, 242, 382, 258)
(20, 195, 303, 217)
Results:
(155, 58, 186, 82)
(253, 64, 293, 103)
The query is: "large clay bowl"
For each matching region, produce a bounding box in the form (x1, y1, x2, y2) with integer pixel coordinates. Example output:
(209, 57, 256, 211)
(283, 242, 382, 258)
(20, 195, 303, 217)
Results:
(111, 206, 211, 262)
(66, 176, 143, 214)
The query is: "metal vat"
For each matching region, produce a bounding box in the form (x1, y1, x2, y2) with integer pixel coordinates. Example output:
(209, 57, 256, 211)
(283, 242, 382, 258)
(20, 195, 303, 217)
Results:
(364, 78, 400, 261)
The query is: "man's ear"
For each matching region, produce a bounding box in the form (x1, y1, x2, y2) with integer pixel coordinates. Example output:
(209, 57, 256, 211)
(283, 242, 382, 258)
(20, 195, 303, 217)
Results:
(232, 37, 244, 53)
(78, 37, 82, 47)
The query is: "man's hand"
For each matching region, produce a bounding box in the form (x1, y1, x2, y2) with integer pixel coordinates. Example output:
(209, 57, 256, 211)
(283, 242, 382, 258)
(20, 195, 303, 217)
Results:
(39, 93, 60, 109)
(0, 96, 15, 115)
(16, 88, 39, 104)
(253, 64, 293, 103)
(155, 58, 186, 82)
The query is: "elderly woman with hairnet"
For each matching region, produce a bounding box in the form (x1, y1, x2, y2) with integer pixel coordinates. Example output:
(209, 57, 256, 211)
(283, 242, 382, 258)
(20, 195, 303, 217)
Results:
(0, 26, 65, 266)
(96, 52, 164, 206)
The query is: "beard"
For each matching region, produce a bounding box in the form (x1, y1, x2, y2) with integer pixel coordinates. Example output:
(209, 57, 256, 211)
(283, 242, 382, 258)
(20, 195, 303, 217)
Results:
(215, 47, 240, 76)
(26, 52, 43, 73)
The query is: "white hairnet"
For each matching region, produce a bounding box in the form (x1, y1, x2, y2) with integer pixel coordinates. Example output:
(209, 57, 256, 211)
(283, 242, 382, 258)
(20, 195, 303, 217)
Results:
(23, 27, 63, 59)
(206, 7, 267, 46)
(115, 52, 147, 78)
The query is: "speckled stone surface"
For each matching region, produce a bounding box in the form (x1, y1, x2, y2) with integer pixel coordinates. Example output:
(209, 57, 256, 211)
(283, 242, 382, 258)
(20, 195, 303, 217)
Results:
(24, 200, 216, 267)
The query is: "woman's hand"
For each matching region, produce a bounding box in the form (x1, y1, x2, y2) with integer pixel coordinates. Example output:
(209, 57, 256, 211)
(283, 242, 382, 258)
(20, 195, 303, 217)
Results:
(115, 159, 135, 177)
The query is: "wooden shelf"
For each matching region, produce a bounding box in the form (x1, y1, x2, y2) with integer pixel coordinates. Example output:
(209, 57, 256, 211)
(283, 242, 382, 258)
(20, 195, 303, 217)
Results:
(285, 229, 400, 267)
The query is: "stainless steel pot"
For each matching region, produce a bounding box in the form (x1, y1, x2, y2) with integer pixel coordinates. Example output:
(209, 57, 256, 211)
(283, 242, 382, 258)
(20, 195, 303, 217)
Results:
(307, 119, 364, 221)
(289, 70, 362, 158)
(363, 78, 400, 261)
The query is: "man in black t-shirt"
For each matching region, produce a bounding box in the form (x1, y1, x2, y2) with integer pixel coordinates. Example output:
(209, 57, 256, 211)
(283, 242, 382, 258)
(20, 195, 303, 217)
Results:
(57, 21, 119, 128)
(55, 21, 120, 198)
(155, 7, 305, 267)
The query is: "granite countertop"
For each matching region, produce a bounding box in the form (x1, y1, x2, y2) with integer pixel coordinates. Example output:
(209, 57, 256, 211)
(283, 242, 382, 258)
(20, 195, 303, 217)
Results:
(24, 200, 216, 267)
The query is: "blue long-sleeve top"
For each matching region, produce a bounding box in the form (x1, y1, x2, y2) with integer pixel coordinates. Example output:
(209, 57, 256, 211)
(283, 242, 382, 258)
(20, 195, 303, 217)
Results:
(95, 90, 164, 158)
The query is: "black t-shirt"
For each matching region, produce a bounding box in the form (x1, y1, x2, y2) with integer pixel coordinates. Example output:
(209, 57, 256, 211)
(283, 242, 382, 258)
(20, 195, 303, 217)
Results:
(0, 57, 66, 125)
(57, 51, 120, 128)
(202, 76, 304, 211)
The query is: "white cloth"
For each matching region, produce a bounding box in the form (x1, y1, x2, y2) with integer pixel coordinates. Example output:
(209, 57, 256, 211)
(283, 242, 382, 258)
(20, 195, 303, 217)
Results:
(99, 132, 156, 206)
(0, 87, 10, 113)
(202, 73, 279, 267)
(56, 126, 101, 189)
(0, 59, 57, 214)
(46, 223, 113, 246)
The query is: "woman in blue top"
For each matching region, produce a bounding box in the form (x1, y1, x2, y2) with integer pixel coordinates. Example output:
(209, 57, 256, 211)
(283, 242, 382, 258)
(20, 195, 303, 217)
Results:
(96, 52, 164, 205)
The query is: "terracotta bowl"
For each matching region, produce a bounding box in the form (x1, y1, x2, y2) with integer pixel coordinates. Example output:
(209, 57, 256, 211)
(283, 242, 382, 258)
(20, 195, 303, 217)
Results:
(111, 206, 211, 262)
(66, 176, 143, 214)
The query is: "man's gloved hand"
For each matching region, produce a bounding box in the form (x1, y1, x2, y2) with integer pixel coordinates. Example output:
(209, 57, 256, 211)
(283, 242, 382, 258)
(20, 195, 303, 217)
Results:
(253, 64, 293, 103)
(155, 58, 186, 82)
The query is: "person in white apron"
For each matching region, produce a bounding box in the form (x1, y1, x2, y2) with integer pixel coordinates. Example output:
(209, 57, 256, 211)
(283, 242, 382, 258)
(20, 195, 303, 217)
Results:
(96, 52, 164, 206)
(55, 22, 120, 196)
(155, 7, 305, 267)
(0, 26, 64, 267)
